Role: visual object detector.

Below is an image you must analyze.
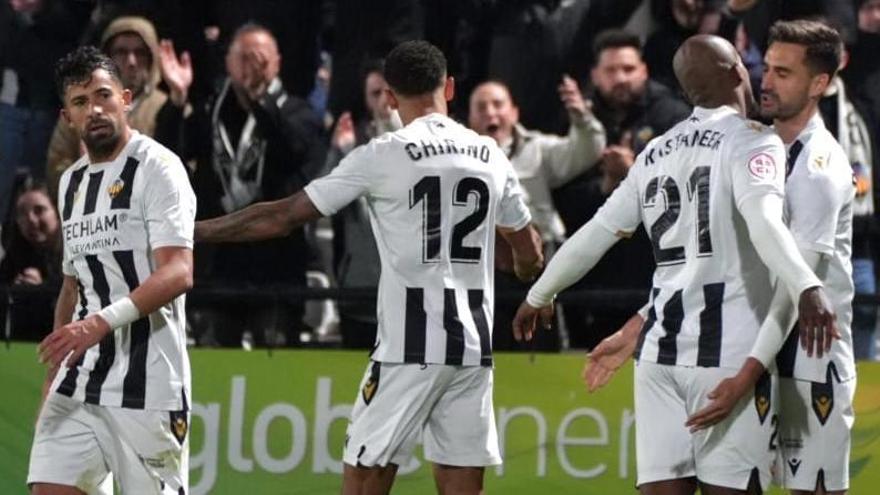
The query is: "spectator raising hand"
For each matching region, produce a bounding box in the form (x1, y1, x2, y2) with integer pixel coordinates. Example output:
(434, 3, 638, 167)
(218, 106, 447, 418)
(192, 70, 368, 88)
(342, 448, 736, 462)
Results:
(158, 39, 193, 107)
(558, 74, 589, 120)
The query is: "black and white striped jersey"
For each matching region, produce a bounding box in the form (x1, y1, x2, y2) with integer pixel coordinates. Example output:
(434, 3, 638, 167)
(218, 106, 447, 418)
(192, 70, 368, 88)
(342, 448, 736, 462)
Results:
(777, 113, 855, 383)
(305, 113, 531, 366)
(52, 132, 195, 410)
(595, 106, 786, 369)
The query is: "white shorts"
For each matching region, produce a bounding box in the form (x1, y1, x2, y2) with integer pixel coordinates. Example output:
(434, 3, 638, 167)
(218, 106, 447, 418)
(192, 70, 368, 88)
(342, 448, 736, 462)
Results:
(635, 360, 776, 490)
(343, 361, 501, 468)
(28, 393, 189, 495)
(775, 374, 855, 491)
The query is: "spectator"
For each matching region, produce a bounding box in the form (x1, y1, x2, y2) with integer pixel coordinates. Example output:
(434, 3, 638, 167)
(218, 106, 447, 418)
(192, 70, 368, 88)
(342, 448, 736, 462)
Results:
(846, 0, 880, 129)
(179, 23, 325, 347)
(828, 32, 880, 361)
(467, 78, 604, 350)
(45, 15, 192, 197)
(0, 0, 90, 220)
(554, 29, 691, 348)
(0, 176, 61, 341)
(324, 61, 401, 348)
(645, 0, 722, 94)
(468, 78, 605, 246)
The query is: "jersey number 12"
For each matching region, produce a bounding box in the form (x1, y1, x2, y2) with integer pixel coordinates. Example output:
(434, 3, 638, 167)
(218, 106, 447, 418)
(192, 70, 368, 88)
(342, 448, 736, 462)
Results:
(410, 175, 489, 264)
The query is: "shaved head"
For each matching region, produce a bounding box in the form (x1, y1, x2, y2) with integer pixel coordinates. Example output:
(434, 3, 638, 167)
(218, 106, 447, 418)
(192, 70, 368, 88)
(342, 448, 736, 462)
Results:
(673, 34, 753, 110)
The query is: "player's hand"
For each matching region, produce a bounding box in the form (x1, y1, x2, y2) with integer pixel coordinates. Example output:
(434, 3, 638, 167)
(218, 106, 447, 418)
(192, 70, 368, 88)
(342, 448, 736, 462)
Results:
(685, 373, 751, 432)
(158, 39, 193, 107)
(38, 315, 112, 368)
(512, 300, 553, 342)
(583, 327, 638, 392)
(332, 112, 356, 152)
(558, 74, 588, 120)
(797, 286, 839, 358)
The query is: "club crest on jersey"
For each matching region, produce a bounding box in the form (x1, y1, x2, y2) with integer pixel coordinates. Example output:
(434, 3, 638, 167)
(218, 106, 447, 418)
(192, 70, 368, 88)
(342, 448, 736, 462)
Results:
(812, 154, 827, 170)
(788, 458, 802, 476)
(362, 362, 381, 405)
(754, 371, 772, 424)
(169, 411, 188, 445)
(747, 152, 777, 180)
(108, 178, 125, 198)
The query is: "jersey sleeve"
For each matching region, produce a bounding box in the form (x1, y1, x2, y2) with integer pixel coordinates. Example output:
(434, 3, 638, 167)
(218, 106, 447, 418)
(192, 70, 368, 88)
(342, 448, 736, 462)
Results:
(497, 155, 532, 230)
(730, 127, 786, 210)
(592, 157, 643, 236)
(787, 155, 848, 256)
(57, 172, 76, 276)
(144, 154, 196, 250)
(304, 143, 373, 216)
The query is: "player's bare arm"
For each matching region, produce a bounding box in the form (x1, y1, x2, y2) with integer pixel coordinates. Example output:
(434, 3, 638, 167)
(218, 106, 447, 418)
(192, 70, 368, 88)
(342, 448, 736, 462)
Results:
(38, 275, 79, 404)
(38, 246, 194, 368)
(195, 191, 322, 243)
(498, 224, 544, 282)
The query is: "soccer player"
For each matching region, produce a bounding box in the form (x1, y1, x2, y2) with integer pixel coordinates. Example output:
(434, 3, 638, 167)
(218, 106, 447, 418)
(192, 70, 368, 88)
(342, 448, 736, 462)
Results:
(685, 21, 856, 495)
(194, 41, 542, 494)
(29, 47, 195, 495)
(513, 34, 837, 495)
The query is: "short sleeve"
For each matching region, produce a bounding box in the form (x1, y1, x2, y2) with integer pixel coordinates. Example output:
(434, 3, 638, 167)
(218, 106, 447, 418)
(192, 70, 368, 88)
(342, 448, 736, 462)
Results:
(144, 154, 196, 250)
(730, 128, 786, 210)
(497, 156, 532, 230)
(787, 159, 847, 256)
(57, 172, 76, 276)
(304, 144, 373, 216)
(593, 162, 643, 236)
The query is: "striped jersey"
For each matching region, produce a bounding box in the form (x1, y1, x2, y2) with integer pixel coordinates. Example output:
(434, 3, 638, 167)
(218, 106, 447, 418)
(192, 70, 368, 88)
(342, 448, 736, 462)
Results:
(595, 106, 784, 369)
(777, 113, 855, 383)
(52, 132, 196, 410)
(305, 113, 531, 366)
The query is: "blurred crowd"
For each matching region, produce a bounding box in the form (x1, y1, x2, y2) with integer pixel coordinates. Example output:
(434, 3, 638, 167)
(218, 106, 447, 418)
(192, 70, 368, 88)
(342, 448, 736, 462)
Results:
(2, 0, 879, 359)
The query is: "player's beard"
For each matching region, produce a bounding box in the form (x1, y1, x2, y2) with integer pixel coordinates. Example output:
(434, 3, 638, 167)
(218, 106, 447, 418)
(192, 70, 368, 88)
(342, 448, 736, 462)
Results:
(82, 120, 121, 161)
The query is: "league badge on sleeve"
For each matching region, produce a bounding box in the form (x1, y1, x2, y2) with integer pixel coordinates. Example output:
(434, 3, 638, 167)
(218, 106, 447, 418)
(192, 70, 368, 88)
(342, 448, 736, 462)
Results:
(747, 152, 777, 181)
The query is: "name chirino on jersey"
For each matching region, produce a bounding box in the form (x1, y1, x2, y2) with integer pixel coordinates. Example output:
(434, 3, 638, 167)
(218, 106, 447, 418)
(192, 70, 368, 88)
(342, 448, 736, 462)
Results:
(644, 128, 725, 166)
(404, 138, 492, 163)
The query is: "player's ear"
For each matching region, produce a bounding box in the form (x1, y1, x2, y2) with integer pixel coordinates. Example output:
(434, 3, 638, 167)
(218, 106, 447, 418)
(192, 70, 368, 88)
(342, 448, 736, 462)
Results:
(121, 88, 133, 110)
(386, 88, 399, 110)
(444, 76, 455, 102)
(809, 73, 830, 99)
(59, 107, 71, 126)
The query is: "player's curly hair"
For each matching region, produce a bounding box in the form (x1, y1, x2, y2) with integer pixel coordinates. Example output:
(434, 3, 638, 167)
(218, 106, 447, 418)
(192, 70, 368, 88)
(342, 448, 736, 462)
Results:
(384, 40, 447, 97)
(769, 20, 842, 78)
(54, 45, 122, 100)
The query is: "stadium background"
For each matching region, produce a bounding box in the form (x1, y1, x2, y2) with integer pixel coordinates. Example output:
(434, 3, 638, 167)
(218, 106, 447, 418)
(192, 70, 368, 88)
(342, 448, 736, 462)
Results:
(2, 344, 878, 494)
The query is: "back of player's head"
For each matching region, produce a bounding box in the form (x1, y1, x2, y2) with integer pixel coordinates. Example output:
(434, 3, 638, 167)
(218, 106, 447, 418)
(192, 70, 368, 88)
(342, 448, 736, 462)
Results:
(592, 29, 642, 63)
(55, 45, 123, 100)
(768, 20, 842, 78)
(384, 40, 447, 97)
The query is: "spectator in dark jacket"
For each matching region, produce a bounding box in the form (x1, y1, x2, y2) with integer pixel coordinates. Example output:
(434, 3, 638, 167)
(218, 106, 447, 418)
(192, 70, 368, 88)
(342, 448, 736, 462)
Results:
(177, 23, 326, 347)
(554, 29, 691, 348)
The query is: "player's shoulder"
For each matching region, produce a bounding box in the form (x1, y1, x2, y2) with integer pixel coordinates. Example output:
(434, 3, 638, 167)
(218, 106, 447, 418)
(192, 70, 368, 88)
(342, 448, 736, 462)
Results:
(60, 155, 90, 183)
(804, 128, 851, 180)
(128, 133, 185, 172)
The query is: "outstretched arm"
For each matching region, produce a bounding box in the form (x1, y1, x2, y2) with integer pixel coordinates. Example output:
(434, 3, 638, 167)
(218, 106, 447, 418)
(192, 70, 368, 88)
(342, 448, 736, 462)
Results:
(195, 191, 322, 243)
